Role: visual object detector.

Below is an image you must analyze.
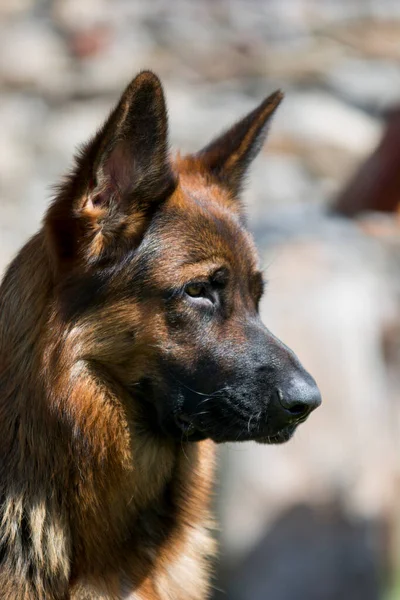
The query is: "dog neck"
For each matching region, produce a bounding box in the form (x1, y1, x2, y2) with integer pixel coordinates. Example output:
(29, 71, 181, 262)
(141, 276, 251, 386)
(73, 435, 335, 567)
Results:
(0, 231, 215, 595)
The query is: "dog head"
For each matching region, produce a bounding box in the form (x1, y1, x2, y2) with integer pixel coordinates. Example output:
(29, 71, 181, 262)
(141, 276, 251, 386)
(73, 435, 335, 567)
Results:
(46, 71, 320, 445)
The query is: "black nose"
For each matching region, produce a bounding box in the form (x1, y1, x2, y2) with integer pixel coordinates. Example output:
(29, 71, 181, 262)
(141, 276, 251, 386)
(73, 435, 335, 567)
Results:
(276, 375, 321, 420)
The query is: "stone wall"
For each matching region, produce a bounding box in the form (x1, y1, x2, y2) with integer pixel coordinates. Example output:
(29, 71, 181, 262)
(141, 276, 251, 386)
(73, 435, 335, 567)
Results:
(1, 1, 400, 598)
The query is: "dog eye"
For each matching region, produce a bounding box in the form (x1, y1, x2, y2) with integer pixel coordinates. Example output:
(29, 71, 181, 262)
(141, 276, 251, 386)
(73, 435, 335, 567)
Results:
(185, 283, 207, 298)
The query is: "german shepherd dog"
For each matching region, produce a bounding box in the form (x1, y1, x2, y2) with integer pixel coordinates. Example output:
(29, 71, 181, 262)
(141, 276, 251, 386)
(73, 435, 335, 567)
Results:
(0, 71, 321, 599)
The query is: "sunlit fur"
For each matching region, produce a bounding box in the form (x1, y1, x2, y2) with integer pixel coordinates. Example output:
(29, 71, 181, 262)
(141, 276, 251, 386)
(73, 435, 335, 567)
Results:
(0, 71, 284, 599)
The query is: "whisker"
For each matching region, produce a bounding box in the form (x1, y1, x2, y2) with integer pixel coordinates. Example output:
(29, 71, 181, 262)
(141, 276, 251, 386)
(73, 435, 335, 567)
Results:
(167, 370, 211, 397)
(209, 386, 230, 397)
(166, 368, 229, 399)
(193, 410, 209, 418)
(247, 414, 254, 434)
(180, 434, 189, 461)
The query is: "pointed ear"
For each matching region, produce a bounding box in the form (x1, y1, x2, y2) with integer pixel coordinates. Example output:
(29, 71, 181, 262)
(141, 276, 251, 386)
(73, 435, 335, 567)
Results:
(196, 90, 283, 196)
(46, 71, 176, 265)
(85, 70, 175, 212)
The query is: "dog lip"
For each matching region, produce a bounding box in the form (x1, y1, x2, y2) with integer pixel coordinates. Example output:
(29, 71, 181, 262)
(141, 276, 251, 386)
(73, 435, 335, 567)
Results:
(174, 413, 198, 435)
(255, 424, 297, 445)
(177, 413, 191, 423)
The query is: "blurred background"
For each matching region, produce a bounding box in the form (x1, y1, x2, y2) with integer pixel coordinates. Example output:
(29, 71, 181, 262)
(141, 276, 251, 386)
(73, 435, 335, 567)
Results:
(1, 0, 400, 598)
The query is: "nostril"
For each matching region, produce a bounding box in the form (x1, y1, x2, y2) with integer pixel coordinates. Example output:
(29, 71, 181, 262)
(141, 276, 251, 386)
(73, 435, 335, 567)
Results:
(286, 402, 309, 417)
(276, 386, 319, 419)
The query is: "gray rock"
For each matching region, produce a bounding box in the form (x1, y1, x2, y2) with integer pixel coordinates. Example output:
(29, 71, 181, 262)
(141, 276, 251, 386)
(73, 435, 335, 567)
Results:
(275, 91, 382, 155)
(0, 21, 71, 96)
(325, 59, 400, 110)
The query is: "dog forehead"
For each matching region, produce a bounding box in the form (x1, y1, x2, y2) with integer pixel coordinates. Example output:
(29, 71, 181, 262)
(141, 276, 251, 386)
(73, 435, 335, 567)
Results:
(148, 185, 259, 276)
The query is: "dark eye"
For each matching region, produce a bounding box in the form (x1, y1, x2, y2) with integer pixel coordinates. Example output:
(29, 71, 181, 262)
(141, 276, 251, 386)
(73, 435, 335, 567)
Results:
(185, 283, 208, 298)
(184, 282, 218, 309)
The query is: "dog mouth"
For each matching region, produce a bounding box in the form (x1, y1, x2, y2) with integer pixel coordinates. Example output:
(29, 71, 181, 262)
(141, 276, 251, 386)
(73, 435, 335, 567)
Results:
(174, 411, 299, 445)
(175, 413, 196, 434)
(136, 378, 305, 445)
(254, 423, 297, 444)
(174, 413, 208, 441)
